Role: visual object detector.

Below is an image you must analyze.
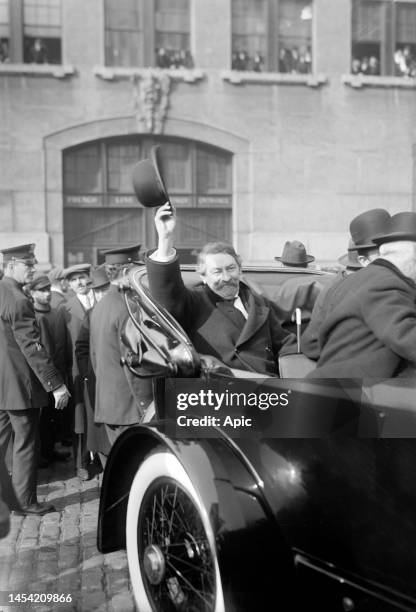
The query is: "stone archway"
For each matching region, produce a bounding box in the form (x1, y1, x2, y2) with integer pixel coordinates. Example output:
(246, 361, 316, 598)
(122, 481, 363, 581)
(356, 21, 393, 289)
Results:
(44, 116, 250, 265)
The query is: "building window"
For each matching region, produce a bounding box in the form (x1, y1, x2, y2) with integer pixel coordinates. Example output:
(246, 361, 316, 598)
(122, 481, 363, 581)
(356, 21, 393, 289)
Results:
(352, 0, 416, 77)
(104, 0, 192, 69)
(0, 0, 9, 62)
(231, 0, 312, 73)
(0, 0, 61, 64)
(63, 138, 232, 264)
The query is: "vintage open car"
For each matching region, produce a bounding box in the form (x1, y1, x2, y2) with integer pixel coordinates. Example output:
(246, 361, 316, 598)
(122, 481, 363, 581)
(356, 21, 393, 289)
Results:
(97, 264, 416, 612)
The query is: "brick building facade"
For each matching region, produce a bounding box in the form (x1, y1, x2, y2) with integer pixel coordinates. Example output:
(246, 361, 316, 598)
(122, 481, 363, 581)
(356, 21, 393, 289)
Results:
(0, 0, 416, 267)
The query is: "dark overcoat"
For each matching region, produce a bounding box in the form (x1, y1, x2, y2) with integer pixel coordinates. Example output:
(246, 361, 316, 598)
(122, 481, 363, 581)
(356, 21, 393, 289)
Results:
(75, 311, 111, 454)
(0, 278, 63, 410)
(59, 294, 88, 401)
(309, 259, 416, 379)
(146, 255, 290, 375)
(301, 270, 347, 360)
(90, 285, 153, 426)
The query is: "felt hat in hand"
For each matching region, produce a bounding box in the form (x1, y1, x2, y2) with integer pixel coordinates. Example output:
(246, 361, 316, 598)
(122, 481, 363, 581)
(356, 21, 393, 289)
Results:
(132, 145, 170, 208)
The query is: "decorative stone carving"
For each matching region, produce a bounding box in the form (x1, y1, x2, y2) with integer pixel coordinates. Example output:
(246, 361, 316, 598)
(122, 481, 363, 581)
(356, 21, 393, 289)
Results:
(132, 70, 171, 134)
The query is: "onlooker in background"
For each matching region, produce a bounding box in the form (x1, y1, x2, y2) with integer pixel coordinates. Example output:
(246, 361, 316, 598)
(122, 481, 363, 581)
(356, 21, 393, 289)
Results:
(275, 240, 315, 269)
(48, 266, 68, 309)
(75, 265, 111, 470)
(90, 245, 153, 450)
(0, 244, 69, 515)
(60, 263, 94, 480)
(27, 274, 70, 467)
(271, 240, 326, 333)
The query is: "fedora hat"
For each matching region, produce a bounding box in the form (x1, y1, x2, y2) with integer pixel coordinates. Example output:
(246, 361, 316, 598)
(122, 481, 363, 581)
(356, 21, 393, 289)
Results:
(90, 265, 110, 290)
(338, 240, 362, 270)
(372, 212, 416, 245)
(275, 240, 315, 266)
(132, 145, 170, 208)
(349, 208, 391, 250)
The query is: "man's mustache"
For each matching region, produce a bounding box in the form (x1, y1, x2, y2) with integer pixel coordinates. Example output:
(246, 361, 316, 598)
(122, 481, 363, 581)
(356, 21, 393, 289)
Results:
(216, 280, 239, 289)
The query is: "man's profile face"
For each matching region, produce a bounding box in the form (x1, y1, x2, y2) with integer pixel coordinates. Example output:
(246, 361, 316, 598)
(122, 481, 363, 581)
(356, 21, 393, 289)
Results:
(68, 272, 90, 295)
(31, 287, 51, 305)
(12, 261, 35, 285)
(201, 253, 242, 299)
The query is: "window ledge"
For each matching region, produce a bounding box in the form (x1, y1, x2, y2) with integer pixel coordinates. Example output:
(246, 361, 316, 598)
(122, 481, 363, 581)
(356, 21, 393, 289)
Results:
(0, 62, 75, 78)
(93, 66, 205, 83)
(342, 74, 416, 89)
(221, 70, 327, 87)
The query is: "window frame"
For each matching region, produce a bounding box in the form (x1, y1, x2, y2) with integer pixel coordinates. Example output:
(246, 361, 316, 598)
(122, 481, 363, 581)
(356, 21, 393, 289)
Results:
(0, 0, 62, 64)
(230, 0, 313, 74)
(351, 0, 416, 77)
(104, 0, 192, 68)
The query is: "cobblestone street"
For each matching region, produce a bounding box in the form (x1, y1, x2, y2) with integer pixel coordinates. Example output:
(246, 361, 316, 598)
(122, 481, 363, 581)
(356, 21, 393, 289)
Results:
(0, 459, 136, 612)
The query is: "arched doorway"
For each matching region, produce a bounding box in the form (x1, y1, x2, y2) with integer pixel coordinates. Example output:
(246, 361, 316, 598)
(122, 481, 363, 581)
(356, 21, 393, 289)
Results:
(63, 136, 232, 264)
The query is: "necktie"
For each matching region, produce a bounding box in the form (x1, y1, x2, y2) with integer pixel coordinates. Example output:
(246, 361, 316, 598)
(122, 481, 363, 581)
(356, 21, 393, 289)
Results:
(223, 297, 246, 328)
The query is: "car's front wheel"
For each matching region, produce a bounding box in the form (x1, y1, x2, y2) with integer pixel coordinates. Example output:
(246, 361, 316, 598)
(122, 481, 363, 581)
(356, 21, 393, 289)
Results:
(126, 451, 225, 612)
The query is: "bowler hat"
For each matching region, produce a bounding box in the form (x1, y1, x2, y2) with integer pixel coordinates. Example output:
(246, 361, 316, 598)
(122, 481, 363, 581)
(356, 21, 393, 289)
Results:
(349, 209, 391, 250)
(63, 263, 91, 279)
(104, 243, 144, 265)
(372, 212, 416, 245)
(132, 145, 170, 208)
(274, 241, 315, 266)
(338, 240, 362, 270)
(91, 265, 110, 290)
(28, 274, 51, 291)
(1, 243, 37, 265)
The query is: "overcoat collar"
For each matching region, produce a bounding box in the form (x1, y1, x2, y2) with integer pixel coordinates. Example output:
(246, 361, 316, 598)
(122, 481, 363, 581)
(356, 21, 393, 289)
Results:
(2, 276, 24, 292)
(204, 282, 270, 347)
(372, 258, 416, 290)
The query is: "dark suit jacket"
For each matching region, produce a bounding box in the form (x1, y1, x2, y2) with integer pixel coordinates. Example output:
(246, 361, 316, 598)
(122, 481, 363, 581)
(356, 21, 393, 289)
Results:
(0, 277, 63, 410)
(90, 285, 153, 426)
(309, 259, 416, 379)
(146, 254, 291, 375)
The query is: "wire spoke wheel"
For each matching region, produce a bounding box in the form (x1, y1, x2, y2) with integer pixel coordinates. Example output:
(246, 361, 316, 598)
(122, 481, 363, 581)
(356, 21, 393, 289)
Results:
(126, 452, 225, 612)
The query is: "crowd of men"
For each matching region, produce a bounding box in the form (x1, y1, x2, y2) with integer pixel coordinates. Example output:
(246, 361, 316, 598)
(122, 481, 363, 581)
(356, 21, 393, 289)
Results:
(2, 202, 416, 516)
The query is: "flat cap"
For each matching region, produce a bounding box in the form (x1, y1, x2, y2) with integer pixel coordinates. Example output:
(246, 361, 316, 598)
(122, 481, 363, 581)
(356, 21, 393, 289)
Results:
(1, 243, 37, 264)
(63, 263, 91, 279)
(28, 274, 51, 291)
(104, 243, 143, 265)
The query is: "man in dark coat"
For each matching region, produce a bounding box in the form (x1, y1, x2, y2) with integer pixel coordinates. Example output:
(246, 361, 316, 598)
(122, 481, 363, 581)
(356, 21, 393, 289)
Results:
(48, 266, 67, 309)
(309, 212, 416, 379)
(302, 208, 391, 361)
(59, 263, 94, 480)
(27, 274, 70, 466)
(75, 265, 111, 468)
(90, 246, 153, 447)
(0, 244, 70, 515)
(146, 204, 292, 375)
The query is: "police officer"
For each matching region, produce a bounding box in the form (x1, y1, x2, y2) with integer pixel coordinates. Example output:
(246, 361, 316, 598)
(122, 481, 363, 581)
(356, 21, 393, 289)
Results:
(0, 244, 69, 515)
